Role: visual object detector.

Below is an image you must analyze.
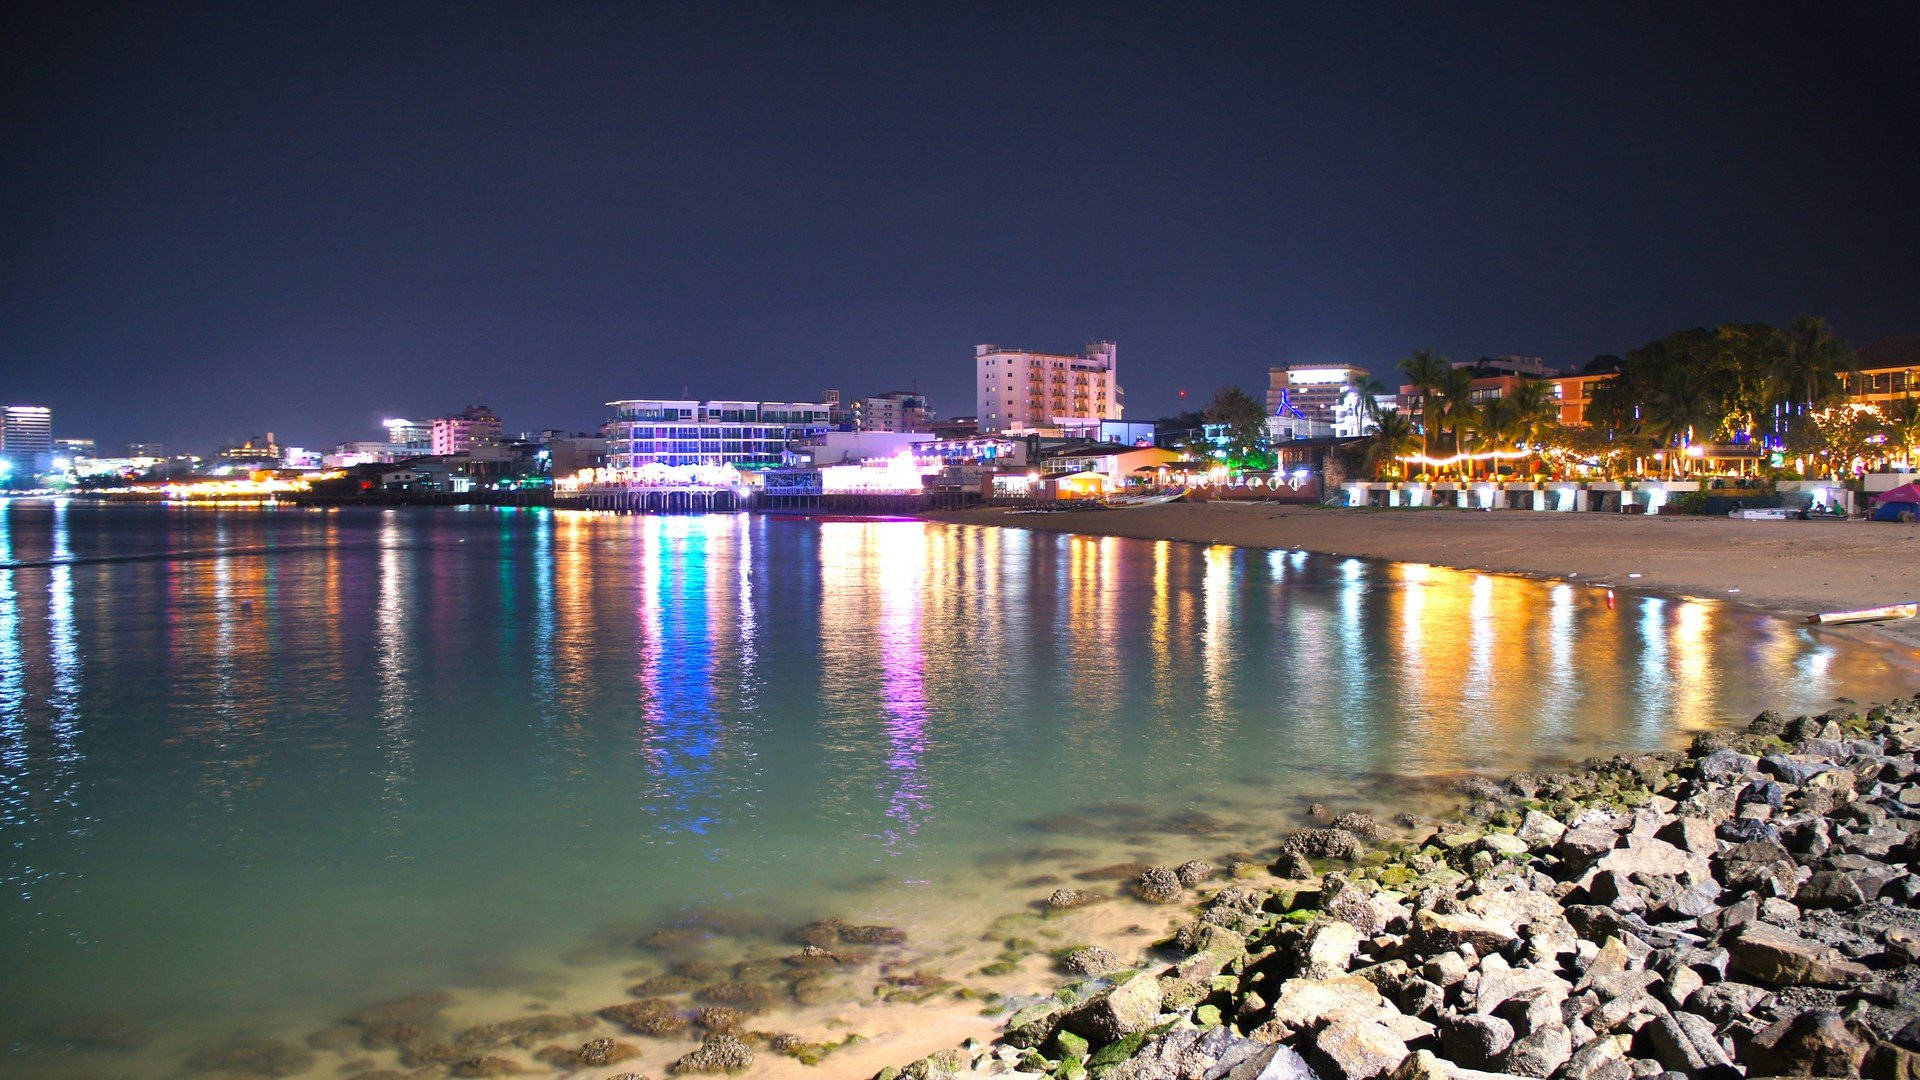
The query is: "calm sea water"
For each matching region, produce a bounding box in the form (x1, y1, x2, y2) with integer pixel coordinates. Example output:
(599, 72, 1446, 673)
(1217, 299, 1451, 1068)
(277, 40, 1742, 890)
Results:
(1, 500, 1913, 1075)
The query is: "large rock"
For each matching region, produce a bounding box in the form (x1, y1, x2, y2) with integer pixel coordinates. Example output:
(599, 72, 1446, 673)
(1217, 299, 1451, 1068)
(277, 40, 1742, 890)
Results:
(1413, 909, 1517, 954)
(1284, 828, 1363, 862)
(1132, 866, 1186, 904)
(1641, 1009, 1737, 1079)
(1558, 1036, 1633, 1080)
(1587, 834, 1711, 886)
(1438, 1013, 1513, 1070)
(1109, 1026, 1277, 1080)
(670, 1032, 754, 1074)
(1517, 811, 1567, 846)
(1301, 1018, 1408, 1080)
(1060, 972, 1164, 1044)
(1727, 923, 1872, 987)
(1302, 920, 1362, 978)
(1742, 1009, 1872, 1077)
(1261, 976, 1433, 1045)
(1062, 946, 1125, 978)
(1501, 1022, 1572, 1078)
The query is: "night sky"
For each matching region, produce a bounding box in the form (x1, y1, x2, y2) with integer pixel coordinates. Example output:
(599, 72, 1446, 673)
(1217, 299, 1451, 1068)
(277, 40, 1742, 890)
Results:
(6, 3, 1917, 452)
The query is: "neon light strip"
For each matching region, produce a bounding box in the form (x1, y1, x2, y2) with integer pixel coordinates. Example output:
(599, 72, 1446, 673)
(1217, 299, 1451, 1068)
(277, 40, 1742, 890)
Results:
(1396, 448, 1535, 467)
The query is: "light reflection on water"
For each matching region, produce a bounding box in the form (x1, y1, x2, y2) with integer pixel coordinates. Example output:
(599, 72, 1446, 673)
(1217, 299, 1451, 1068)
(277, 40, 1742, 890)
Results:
(0, 500, 1914, 1075)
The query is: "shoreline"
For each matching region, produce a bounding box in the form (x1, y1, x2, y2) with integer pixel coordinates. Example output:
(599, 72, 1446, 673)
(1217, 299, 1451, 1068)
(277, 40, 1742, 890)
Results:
(918, 503, 1920, 653)
(881, 693, 1920, 1080)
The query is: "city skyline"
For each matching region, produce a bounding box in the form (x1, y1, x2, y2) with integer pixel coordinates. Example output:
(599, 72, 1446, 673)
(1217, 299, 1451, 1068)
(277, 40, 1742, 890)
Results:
(7, 4, 1918, 450)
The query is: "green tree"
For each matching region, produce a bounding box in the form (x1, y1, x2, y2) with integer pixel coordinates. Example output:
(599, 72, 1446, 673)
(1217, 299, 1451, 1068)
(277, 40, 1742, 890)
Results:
(1434, 367, 1479, 476)
(1348, 374, 1388, 426)
(1397, 350, 1451, 460)
(1202, 385, 1270, 470)
(1779, 315, 1854, 410)
(1363, 409, 1419, 479)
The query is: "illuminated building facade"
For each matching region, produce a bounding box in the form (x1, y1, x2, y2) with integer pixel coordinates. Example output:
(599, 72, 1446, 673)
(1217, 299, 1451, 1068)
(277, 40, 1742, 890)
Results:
(1, 405, 53, 476)
(383, 418, 431, 449)
(604, 399, 832, 469)
(975, 341, 1122, 433)
(853, 390, 934, 433)
(430, 406, 503, 456)
(1844, 337, 1920, 410)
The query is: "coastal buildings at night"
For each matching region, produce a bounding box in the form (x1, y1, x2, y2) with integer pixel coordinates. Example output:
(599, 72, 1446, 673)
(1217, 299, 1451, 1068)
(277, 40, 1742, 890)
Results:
(1, 405, 54, 476)
(975, 341, 1123, 434)
(603, 399, 834, 469)
(852, 390, 934, 433)
(1266, 364, 1389, 439)
(430, 406, 504, 456)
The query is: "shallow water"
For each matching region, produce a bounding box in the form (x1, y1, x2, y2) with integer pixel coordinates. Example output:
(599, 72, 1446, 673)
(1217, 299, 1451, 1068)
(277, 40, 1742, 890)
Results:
(0, 500, 1913, 1076)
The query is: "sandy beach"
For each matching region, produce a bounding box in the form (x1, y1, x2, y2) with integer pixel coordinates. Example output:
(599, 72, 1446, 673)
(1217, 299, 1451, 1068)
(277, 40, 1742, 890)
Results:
(923, 503, 1920, 652)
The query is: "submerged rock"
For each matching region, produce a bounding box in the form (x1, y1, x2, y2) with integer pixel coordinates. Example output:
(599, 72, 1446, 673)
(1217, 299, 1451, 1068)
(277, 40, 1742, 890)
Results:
(185, 1038, 316, 1078)
(671, 1032, 754, 1074)
(1130, 866, 1185, 903)
(1283, 827, 1362, 862)
(1061, 945, 1125, 978)
(536, 1036, 641, 1069)
(839, 924, 908, 944)
(630, 972, 700, 996)
(695, 980, 778, 1013)
(693, 1005, 746, 1032)
(1272, 851, 1316, 879)
(1046, 888, 1103, 910)
(598, 999, 690, 1037)
(448, 1056, 530, 1077)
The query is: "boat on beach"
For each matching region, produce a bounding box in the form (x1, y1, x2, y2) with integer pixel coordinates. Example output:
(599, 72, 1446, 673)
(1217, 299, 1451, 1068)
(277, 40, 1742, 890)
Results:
(1808, 603, 1919, 625)
(1104, 490, 1185, 508)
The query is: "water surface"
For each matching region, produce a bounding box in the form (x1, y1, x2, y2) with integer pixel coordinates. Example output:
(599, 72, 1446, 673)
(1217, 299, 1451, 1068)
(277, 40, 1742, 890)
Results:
(1, 501, 1911, 1076)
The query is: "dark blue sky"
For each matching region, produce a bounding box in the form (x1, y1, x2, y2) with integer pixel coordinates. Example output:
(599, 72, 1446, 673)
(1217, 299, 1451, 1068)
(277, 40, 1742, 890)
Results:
(6, 2, 1917, 451)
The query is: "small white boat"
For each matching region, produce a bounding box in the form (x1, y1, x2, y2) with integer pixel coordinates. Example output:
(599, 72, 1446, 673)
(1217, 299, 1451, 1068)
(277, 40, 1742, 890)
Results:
(1807, 603, 1919, 625)
(1106, 491, 1185, 508)
(1729, 508, 1796, 520)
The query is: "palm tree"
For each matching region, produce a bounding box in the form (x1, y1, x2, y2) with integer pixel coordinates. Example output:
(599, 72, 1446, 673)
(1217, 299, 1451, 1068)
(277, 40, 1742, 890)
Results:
(1363, 409, 1419, 479)
(1503, 378, 1559, 475)
(1779, 315, 1853, 411)
(1397, 350, 1451, 463)
(1642, 366, 1724, 476)
(1348, 374, 1388, 429)
(1434, 367, 1479, 478)
(1885, 397, 1920, 469)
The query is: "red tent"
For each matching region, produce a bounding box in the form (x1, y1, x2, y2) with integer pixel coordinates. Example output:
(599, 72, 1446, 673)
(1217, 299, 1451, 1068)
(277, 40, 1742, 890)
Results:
(1872, 482, 1920, 504)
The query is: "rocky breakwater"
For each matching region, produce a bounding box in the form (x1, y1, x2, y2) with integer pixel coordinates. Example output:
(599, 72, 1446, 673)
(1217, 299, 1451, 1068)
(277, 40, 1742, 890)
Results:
(883, 694, 1920, 1080)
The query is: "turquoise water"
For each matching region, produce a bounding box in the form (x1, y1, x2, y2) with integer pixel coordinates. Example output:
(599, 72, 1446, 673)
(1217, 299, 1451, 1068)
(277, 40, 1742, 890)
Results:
(0, 500, 1913, 1076)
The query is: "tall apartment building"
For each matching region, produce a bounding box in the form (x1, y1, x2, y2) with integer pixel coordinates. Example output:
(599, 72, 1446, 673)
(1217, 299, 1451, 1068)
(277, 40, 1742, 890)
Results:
(1267, 365, 1367, 423)
(853, 390, 933, 433)
(604, 399, 833, 469)
(430, 406, 503, 456)
(1, 405, 54, 476)
(975, 341, 1122, 433)
(383, 418, 432, 449)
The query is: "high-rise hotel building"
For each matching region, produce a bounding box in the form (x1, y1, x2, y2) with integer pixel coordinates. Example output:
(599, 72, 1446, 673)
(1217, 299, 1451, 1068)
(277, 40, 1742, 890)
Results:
(975, 342, 1122, 434)
(1, 405, 54, 477)
(604, 399, 833, 469)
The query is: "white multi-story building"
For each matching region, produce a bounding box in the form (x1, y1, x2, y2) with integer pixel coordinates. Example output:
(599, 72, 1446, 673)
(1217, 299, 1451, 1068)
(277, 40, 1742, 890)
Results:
(1266, 365, 1389, 439)
(430, 406, 503, 456)
(1, 405, 53, 477)
(383, 418, 431, 449)
(604, 399, 833, 469)
(975, 341, 1123, 434)
(853, 390, 934, 433)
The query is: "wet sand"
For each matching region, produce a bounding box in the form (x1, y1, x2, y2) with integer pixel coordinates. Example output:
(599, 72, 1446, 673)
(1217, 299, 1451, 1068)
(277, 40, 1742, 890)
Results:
(922, 503, 1920, 651)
